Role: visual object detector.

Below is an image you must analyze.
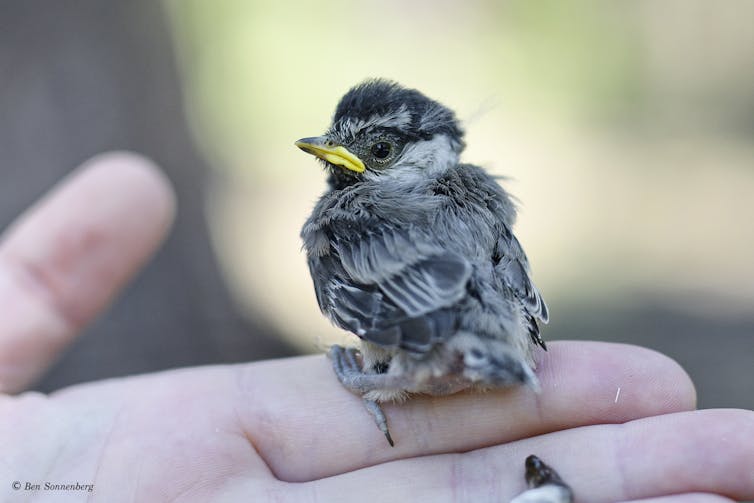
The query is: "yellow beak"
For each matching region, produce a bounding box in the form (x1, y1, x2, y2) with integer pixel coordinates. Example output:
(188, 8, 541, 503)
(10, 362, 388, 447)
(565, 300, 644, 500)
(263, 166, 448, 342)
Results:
(295, 137, 366, 173)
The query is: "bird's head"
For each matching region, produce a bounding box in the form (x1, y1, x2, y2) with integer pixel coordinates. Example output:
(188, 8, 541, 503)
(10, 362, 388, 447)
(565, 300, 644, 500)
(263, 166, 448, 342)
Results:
(296, 79, 465, 188)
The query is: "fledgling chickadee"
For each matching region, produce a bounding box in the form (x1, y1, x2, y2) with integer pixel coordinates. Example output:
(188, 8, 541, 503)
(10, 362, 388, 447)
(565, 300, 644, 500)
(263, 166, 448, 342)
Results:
(297, 79, 570, 502)
(298, 79, 547, 440)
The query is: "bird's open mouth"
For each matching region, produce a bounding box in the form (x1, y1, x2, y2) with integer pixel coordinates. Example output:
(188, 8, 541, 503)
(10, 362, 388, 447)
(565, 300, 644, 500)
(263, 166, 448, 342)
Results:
(295, 136, 366, 173)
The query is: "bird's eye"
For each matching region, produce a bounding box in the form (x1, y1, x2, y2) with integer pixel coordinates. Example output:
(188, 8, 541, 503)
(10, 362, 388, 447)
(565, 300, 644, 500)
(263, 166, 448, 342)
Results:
(370, 141, 392, 159)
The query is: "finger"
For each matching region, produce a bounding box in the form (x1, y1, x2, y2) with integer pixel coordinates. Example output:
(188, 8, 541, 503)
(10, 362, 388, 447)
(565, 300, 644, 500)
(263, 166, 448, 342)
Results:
(619, 494, 735, 503)
(0, 152, 175, 392)
(309, 409, 754, 502)
(236, 341, 697, 481)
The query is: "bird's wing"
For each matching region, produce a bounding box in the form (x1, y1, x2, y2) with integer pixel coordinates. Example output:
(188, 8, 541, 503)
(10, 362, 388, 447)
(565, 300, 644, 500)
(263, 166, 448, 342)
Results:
(309, 224, 471, 352)
(494, 225, 549, 347)
(446, 164, 548, 323)
(336, 224, 472, 317)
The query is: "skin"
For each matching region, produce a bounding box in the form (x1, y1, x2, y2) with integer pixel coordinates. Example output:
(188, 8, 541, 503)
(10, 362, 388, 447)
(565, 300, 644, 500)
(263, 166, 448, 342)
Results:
(0, 152, 752, 502)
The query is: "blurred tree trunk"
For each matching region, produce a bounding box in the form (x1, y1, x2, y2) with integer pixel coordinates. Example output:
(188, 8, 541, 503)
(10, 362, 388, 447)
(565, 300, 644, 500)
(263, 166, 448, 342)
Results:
(0, 1, 294, 391)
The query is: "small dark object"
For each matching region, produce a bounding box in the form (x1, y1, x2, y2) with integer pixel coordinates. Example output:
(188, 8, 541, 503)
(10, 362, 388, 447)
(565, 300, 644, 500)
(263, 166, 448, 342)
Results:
(525, 455, 570, 488)
(510, 455, 574, 503)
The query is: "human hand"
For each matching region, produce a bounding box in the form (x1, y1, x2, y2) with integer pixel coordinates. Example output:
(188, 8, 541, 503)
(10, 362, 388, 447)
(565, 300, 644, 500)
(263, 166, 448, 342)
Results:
(1, 153, 751, 502)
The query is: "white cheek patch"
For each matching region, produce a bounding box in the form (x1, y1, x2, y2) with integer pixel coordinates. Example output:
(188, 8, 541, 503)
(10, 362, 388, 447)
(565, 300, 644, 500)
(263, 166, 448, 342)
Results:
(400, 134, 459, 171)
(362, 134, 459, 184)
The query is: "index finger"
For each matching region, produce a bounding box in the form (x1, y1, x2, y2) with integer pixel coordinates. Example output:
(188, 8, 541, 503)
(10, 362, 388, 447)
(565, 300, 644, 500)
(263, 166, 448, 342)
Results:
(236, 340, 697, 482)
(0, 152, 175, 392)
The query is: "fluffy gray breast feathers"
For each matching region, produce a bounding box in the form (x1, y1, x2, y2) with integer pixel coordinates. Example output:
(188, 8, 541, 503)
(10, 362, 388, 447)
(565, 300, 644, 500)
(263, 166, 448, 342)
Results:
(301, 162, 547, 354)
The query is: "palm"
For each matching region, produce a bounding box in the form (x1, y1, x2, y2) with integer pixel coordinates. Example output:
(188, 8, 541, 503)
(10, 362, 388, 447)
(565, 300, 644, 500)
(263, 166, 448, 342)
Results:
(1, 154, 751, 502)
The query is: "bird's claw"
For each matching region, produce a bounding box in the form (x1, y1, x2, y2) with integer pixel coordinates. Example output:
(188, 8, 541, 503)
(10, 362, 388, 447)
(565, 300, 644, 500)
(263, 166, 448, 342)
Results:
(363, 397, 394, 447)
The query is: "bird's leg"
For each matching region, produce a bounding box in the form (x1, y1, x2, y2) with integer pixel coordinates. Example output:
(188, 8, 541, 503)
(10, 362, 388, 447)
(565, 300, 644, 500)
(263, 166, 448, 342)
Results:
(329, 345, 404, 446)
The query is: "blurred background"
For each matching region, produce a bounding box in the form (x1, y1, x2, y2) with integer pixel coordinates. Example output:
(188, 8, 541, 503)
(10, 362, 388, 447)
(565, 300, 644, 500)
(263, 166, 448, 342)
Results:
(1, 1, 751, 410)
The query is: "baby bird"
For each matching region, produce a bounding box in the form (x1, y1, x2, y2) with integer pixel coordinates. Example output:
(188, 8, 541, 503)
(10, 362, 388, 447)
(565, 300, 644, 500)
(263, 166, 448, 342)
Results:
(297, 79, 548, 446)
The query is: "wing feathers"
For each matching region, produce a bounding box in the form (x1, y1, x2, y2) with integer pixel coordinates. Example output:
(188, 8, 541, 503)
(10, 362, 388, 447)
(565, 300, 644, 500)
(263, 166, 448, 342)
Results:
(314, 225, 471, 350)
(337, 226, 471, 319)
(497, 233, 549, 324)
(381, 252, 471, 317)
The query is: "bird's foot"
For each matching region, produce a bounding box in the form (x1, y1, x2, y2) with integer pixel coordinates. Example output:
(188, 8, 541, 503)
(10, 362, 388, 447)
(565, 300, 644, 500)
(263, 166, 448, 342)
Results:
(329, 345, 369, 392)
(329, 344, 401, 393)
